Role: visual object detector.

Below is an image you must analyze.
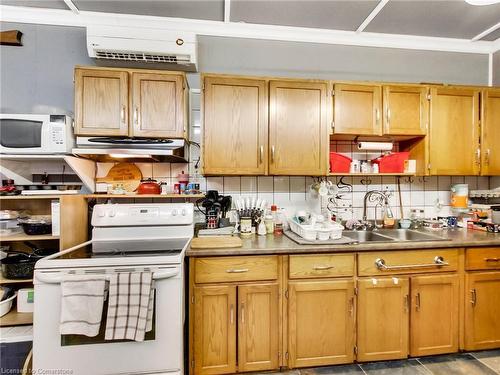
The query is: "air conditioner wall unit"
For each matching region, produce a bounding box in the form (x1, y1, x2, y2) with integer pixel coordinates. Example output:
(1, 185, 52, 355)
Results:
(86, 25, 198, 71)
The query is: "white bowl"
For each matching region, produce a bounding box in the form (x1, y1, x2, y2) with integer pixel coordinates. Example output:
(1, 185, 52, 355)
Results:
(0, 292, 17, 317)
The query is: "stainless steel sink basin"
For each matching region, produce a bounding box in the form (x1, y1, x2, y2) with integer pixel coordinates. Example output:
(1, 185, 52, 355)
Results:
(376, 229, 447, 242)
(342, 229, 448, 243)
(343, 231, 395, 242)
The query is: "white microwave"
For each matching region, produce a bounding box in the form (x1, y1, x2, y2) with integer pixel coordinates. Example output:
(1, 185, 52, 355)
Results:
(0, 114, 75, 154)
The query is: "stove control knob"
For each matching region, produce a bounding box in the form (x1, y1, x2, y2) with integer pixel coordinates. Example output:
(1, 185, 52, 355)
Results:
(108, 209, 116, 217)
(97, 208, 105, 217)
(181, 209, 187, 216)
(172, 209, 178, 216)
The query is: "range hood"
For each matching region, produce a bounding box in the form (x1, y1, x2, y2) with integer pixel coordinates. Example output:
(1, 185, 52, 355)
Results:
(73, 137, 189, 163)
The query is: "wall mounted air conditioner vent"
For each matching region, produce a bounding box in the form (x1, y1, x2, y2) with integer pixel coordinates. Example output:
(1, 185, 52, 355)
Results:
(87, 25, 198, 72)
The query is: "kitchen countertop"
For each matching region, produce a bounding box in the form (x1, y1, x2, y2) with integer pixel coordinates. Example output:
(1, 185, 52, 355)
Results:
(186, 228, 500, 257)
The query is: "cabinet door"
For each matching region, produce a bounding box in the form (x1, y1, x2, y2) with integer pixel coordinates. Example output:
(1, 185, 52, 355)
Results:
(203, 76, 268, 175)
(288, 280, 355, 368)
(333, 84, 382, 135)
(465, 272, 500, 350)
(429, 87, 480, 175)
(194, 285, 237, 375)
(269, 80, 328, 175)
(238, 283, 279, 372)
(383, 85, 427, 136)
(74, 68, 129, 136)
(131, 72, 185, 138)
(481, 89, 500, 175)
(357, 277, 409, 362)
(410, 274, 459, 356)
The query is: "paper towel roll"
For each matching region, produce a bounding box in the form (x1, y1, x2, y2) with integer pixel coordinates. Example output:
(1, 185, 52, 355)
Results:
(357, 142, 393, 151)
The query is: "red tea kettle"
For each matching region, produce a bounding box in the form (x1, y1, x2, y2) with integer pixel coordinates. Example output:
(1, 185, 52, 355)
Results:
(136, 178, 161, 195)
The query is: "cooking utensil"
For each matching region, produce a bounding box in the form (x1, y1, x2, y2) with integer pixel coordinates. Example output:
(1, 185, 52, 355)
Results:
(23, 241, 58, 257)
(18, 215, 52, 235)
(1, 252, 37, 279)
(95, 163, 142, 192)
(137, 178, 161, 195)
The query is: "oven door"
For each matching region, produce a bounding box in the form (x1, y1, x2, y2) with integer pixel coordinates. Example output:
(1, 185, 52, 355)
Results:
(33, 265, 184, 375)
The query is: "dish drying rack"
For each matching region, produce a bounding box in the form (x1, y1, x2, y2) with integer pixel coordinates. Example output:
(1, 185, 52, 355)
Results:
(289, 217, 344, 241)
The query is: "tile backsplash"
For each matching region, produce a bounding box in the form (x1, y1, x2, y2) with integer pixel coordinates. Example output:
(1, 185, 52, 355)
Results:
(99, 161, 491, 221)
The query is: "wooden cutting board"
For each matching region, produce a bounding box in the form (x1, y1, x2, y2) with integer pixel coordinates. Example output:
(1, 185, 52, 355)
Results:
(96, 163, 142, 192)
(190, 236, 243, 249)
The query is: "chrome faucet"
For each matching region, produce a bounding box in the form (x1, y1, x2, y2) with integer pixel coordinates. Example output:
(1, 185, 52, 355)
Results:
(361, 190, 391, 230)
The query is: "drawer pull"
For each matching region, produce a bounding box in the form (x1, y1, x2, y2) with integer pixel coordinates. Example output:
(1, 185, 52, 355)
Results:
(313, 265, 334, 270)
(415, 292, 421, 312)
(484, 258, 500, 262)
(470, 289, 477, 307)
(375, 256, 449, 270)
(226, 268, 249, 273)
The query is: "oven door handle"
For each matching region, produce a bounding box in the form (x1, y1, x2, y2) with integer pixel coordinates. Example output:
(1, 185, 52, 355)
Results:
(35, 269, 179, 284)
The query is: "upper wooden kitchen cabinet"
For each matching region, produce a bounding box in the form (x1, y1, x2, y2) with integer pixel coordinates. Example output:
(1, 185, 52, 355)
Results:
(383, 85, 428, 136)
(481, 88, 500, 176)
(130, 72, 187, 138)
(269, 80, 329, 175)
(332, 83, 382, 136)
(410, 274, 459, 357)
(74, 67, 187, 138)
(74, 68, 129, 136)
(202, 76, 268, 175)
(428, 87, 480, 175)
(357, 277, 409, 362)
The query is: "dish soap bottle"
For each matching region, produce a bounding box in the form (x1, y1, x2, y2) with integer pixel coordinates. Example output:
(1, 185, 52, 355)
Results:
(383, 206, 395, 229)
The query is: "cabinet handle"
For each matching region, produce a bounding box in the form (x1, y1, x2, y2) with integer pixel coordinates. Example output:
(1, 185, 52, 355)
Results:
(485, 149, 490, 165)
(386, 108, 391, 127)
(475, 148, 481, 165)
(404, 294, 409, 312)
(375, 256, 449, 270)
(376, 109, 380, 123)
(349, 296, 354, 316)
(134, 107, 140, 125)
(415, 292, 421, 312)
(226, 268, 249, 273)
(241, 303, 245, 324)
(313, 265, 334, 270)
(485, 257, 500, 262)
(271, 146, 275, 163)
(470, 289, 477, 307)
(259, 145, 264, 164)
(230, 304, 234, 324)
(120, 105, 126, 123)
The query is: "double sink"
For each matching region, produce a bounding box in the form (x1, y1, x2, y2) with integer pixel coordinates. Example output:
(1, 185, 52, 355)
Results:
(342, 229, 448, 243)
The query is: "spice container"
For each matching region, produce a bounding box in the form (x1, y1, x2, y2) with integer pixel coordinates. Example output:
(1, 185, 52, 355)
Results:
(240, 216, 252, 237)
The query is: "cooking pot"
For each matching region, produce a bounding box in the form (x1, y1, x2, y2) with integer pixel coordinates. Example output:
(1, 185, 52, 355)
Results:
(0, 242, 57, 279)
(18, 215, 52, 235)
(137, 178, 161, 195)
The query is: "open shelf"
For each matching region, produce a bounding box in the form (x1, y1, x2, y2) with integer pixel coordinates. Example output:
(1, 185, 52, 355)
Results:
(85, 194, 205, 199)
(0, 307, 33, 327)
(0, 233, 59, 242)
(0, 275, 32, 284)
(329, 173, 416, 177)
(0, 195, 63, 200)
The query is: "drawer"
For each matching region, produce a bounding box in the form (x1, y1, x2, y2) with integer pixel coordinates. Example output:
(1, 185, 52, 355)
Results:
(466, 247, 500, 271)
(358, 249, 459, 276)
(194, 255, 278, 284)
(289, 254, 354, 279)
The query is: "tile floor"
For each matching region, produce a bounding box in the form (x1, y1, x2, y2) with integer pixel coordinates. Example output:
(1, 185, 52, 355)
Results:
(249, 350, 500, 374)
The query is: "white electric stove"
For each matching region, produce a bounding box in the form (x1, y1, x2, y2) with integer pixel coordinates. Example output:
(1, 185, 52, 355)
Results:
(33, 203, 194, 375)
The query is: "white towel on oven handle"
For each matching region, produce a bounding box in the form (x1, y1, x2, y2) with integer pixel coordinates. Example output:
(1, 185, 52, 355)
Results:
(105, 272, 153, 342)
(60, 274, 106, 337)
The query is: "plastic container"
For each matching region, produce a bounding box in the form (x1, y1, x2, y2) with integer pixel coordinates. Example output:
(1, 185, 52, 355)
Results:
(328, 222, 344, 240)
(17, 288, 34, 313)
(372, 152, 410, 173)
(330, 152, 352, 173)
(289, 220, 317, 241)
(451, 184, 468, 209)
(317, 228, 331, 241)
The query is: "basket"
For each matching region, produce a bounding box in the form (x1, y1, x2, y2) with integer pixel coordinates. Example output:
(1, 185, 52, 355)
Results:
(372, 152, 410, 173)
(330, 152, 352, 173)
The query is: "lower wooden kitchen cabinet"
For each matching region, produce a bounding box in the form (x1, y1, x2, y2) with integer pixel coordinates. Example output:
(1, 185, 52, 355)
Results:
(288, 280, 355, 368)
(190, 256, 281, 374)
(357, 277, 410, 362)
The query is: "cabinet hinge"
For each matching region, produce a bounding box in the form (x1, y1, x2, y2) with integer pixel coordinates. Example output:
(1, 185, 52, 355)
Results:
(201, 82, 205, 91)
(285, 352, 289, 360)
(278, 351, 281, 358)
(354, 287, 358, 296)
(191, 295, 195, 304)
(427, 163, 431, 170)
(191, 360, 194, 369)
(354, 346, 358, 355)
(331, 120, 335, 131)
(284, 290, 289, 299)
(331, 90, 335, 96)
(426, 94, 431, 100)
